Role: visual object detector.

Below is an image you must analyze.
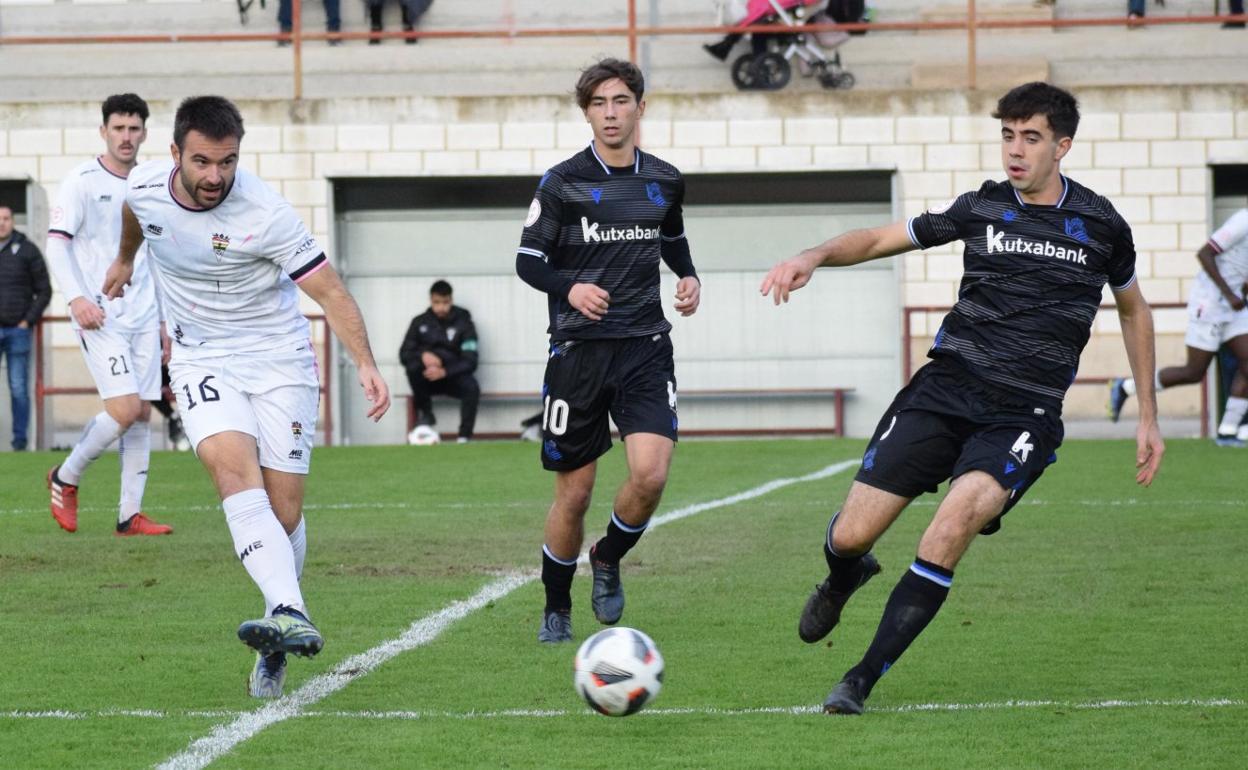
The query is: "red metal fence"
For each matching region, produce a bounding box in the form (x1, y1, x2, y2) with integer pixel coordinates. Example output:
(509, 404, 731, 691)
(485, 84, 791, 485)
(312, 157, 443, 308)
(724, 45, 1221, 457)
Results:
(0, 2, 1243, 99)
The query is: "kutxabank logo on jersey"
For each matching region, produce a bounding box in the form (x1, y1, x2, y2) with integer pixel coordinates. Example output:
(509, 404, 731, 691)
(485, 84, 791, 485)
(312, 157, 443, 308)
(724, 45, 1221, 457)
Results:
(580, 217, 660, 244)
(985, 225, 1087, 265)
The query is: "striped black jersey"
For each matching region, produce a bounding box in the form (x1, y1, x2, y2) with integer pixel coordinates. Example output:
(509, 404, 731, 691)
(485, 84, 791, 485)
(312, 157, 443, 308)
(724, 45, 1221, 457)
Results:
(516, 144, 694, 341)
(908, 176, 1137, 407)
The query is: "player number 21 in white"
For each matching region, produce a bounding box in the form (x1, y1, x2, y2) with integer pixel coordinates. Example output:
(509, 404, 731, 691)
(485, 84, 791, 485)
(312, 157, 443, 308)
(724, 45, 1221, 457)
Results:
(543, 396, 569, 436)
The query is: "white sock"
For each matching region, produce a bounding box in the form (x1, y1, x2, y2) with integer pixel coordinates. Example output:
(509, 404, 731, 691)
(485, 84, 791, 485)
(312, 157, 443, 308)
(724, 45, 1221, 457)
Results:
(1122, 378, 1138, 396)
(60, 412, 123, 485)
(118, 421, 151, 522)
(1218, 396, 1248, 435)
(222, 488, 305, 617)
(289, 517, 307, 581)
(266, 518, 307, 617)
(1155, 371, 1165, 392)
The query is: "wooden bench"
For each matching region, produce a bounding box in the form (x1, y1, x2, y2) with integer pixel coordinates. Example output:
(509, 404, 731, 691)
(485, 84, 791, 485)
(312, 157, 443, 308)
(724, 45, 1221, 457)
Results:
(405, 387, 854, 439)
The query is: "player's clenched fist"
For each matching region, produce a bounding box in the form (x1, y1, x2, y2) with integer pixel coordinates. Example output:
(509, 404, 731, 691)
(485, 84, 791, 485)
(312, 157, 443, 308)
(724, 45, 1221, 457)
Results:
(568, 283, 611, 321)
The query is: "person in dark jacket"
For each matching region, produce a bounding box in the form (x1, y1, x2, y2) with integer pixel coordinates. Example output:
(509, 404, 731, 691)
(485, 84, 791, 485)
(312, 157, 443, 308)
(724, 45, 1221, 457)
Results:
(399, 280, 480, 443)
(0, 206, 52, 450)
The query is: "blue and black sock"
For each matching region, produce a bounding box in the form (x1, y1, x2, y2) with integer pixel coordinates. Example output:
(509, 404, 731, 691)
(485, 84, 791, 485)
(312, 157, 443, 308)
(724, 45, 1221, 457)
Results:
(541, 545, 577, 613)
(591, 512, 648, 565)
(823, 511, 868, 592)
(847, 557, 953, 694)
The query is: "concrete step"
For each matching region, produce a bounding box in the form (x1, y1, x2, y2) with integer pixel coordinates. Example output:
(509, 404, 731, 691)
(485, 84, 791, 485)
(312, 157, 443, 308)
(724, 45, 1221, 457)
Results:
(0, 18, 1244, 104)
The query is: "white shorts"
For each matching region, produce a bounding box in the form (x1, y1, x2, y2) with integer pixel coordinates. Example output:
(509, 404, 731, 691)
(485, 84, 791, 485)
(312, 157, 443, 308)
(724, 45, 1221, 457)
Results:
(170, 347, 320, 474)
(77, 326, 161, 401)
(1185, 297, 1248, 352)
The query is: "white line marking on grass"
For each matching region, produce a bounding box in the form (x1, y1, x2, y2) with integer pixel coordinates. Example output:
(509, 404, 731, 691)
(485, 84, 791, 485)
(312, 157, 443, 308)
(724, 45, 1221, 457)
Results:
(8, 697, 1242, 723)
(7, 495, 1248, 519)
(157, 458, 860, 770)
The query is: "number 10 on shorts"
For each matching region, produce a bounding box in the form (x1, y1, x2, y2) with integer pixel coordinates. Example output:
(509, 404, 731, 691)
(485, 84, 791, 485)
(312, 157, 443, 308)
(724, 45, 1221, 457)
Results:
(543, 395, 569, 436)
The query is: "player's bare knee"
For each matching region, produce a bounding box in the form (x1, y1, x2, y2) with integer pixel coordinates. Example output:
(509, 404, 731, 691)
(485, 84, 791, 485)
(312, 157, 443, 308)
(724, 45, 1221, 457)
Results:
(829, 513, 875, 555)
(104, 395, 144, 429)
(553, 485, 593, 518)
(630, 465, 668, 501)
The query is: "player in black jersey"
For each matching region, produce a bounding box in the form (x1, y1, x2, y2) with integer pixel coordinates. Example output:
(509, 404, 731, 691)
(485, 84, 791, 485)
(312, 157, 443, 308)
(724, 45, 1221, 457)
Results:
(761, 82, 1166, 714)
(516, 59, 701, 644)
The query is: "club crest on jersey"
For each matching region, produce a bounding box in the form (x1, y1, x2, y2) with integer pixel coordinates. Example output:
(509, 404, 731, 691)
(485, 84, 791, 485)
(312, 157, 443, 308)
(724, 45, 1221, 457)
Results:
(1064, 217, 1090, 244)
(645, 182, 667, 207)
(291, 421, 303, 438)
(211, 232, 230, 257)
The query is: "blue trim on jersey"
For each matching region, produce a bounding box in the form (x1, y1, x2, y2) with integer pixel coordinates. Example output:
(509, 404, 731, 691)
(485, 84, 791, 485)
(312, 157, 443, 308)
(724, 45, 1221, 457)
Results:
(610, 511, 648, 534)
(517, 246, 548, 262)
(542, 543, 578, 566)
(588, 142, 640, 175)
(1110, 271, 1138, 292)
(660, 232, 686, 242)
(906, 217, 924, 249)
(909, 561, 953, 588)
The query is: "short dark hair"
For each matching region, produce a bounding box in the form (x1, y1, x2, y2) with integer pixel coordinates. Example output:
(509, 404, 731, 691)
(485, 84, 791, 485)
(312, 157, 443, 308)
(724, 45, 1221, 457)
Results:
(574, 58, 644, 110)
(430, 280, 453, 297)
(992, 82, 1080, 141)
(101, 93, 150, 125)
(173, 96, 246, 151)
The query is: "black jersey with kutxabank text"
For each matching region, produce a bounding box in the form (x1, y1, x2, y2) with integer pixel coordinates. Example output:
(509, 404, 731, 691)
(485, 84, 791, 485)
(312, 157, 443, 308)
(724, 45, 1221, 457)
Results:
(516, 144, 695, 341)
(908, 176, 1136, 408)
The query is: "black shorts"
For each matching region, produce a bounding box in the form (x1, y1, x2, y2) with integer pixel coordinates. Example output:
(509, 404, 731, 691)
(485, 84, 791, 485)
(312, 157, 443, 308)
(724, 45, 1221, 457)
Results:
(853, 359, 1064, 534)
(539, 333, 678, 471)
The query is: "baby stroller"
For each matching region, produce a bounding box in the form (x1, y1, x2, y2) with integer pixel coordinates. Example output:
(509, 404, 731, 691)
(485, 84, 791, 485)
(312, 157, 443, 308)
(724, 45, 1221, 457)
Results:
(706, 0, 858, 91)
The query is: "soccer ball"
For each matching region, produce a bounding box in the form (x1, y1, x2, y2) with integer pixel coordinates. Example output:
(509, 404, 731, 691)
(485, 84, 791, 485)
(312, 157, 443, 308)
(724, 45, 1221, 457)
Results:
(573, 627, 664, 717)
(407, 425, 441, 446)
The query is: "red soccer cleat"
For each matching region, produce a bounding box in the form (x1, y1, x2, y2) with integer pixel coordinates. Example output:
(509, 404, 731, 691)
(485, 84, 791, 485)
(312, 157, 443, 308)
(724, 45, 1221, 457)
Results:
(48, 465, 79, 533)
(116, 513, 174, 536)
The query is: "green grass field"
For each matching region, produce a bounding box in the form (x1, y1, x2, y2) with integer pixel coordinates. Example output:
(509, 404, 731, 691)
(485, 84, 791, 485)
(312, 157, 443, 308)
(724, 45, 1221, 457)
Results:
(1, 438, 1244, 769)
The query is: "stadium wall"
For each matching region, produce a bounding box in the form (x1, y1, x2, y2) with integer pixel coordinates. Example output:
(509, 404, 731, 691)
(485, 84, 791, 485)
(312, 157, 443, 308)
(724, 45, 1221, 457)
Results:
(4, 86, 1246, 441)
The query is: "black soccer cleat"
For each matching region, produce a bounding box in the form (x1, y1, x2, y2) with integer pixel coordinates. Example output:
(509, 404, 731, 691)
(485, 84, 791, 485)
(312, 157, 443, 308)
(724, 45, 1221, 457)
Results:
(589, 546, 625, 625)
(798, 552, 881, 643)
(823, 674, 869, 715)
(538, 609, 573, 644)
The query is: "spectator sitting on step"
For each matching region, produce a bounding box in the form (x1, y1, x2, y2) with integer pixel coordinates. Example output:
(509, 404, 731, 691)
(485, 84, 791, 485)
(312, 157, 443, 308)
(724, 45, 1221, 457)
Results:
(400, 279, 480, 445)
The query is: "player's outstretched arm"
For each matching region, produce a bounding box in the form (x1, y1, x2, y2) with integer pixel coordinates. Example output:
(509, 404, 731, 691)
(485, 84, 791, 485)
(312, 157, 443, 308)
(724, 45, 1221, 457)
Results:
(1113, 281, 1164, 486)
(760, 221, 914, 305)
(102, 204, 144, 300)
(298, 263, 391, 422)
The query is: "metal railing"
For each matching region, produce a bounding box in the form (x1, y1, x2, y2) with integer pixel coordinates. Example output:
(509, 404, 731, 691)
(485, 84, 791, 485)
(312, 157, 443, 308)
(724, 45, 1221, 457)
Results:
(903, 302, 1210, 436)
(33, 314, 335, 450)
(0, 2, 1244, 99)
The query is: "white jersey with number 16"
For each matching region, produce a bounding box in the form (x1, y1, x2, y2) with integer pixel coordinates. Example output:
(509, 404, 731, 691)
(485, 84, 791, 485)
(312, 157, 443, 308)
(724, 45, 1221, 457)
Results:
(125, 160, 326, 359)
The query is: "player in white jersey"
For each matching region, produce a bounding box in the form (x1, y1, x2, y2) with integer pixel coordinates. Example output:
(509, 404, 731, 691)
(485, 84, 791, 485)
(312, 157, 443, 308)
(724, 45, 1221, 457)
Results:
(44, 94, 173, 537)
(1109, 207, 1248, 445)
(104, 96, 390, 698)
